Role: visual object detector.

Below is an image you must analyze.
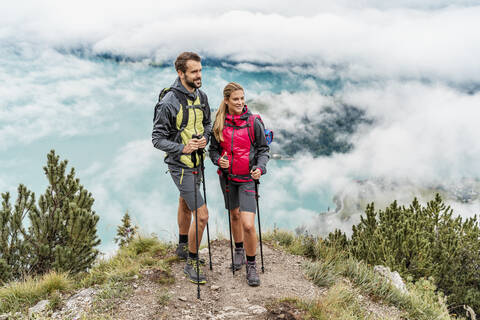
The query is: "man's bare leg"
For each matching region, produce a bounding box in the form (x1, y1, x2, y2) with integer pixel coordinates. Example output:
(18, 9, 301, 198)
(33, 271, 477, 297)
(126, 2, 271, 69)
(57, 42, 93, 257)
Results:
(188, 204, 209, 254)
(178, 197, 191, 235)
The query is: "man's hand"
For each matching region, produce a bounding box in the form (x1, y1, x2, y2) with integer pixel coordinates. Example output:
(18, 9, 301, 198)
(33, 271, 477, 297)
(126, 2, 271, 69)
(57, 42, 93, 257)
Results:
(197, 136, 207, 149)
(182, 139, 199, 154)
(250, 168, 261, 180)
(219, 151, 229, 169)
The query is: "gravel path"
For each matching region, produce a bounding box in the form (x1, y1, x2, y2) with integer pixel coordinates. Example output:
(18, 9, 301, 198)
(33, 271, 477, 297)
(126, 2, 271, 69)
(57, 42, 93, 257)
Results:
(117, 239, 323, 320)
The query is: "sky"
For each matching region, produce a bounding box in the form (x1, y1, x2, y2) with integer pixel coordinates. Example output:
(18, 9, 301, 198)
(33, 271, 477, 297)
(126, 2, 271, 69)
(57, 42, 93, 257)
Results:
(1, 0, 480, 251)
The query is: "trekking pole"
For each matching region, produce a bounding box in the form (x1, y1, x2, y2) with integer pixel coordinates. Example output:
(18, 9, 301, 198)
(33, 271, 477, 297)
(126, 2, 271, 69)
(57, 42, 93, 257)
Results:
(192, 152, 201, 299)
(254, 179, 265, 273)
(223, 168, 235, 276)
(199, 151, 212, 271)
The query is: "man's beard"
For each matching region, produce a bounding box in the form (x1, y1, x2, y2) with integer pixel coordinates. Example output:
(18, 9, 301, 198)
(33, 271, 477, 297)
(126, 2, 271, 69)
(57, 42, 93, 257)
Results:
(185, 76, 202, 89)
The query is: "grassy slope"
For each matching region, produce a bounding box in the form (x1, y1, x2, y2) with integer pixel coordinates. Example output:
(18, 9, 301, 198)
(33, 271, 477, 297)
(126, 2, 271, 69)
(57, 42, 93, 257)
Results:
(0, 232, 466, 319)
(263, 229, 463, 320)
(0, 236, 176, 318)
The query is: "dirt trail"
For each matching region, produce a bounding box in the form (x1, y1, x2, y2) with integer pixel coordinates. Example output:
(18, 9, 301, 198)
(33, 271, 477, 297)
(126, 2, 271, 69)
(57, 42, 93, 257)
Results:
(117, 239, 324, 320)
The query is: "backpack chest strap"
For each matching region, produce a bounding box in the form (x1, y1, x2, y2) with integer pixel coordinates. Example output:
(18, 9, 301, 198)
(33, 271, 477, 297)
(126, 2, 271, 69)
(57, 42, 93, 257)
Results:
(225, 123, 250, 130)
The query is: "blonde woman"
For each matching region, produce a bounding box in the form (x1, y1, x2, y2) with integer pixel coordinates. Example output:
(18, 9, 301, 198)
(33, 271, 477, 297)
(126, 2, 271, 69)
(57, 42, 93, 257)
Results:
(208, 82, 269, 286)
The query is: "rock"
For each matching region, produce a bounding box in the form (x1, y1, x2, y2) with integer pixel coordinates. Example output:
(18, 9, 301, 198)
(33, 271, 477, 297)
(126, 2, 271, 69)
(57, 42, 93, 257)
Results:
(374, 265, 407, 293)
(247, 305, 267, 314)
(211, 285, 220, 291)
(199, 248, 209, 255)
(179, 296, 188, 302)
(216, 307, 250, 318)
(28, 299, 49, 316)
(278, 314, 286, 319)
(223, 306, 238, 312)
(0, 314, 10, 320)
(52, 288, 97, 319)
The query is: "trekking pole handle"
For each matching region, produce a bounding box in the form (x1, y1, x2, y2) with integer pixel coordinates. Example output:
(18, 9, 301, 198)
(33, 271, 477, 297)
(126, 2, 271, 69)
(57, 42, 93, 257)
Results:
(251, 166, 261, 184)
(192, 135, 203, 150)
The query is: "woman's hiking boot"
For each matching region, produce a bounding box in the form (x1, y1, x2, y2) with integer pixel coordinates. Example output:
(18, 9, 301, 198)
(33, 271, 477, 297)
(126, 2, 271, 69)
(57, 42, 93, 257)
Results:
(246, 261, 260, 286)
(231, 247, 246, 271)
(184, 258, 206, 284)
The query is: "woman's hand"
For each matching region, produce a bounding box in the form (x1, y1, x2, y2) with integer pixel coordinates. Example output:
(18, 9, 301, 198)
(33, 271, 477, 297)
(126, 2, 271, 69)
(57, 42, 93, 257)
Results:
(219, 152, 229, 169)
(250, 168, 261, 180)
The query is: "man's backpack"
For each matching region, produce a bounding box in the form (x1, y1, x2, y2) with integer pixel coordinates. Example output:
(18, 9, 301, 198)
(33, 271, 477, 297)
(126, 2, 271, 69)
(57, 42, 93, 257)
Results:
(153, 87, 208, 140)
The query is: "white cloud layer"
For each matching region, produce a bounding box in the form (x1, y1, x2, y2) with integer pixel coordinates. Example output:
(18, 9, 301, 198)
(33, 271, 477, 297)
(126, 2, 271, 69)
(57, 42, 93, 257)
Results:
(2, 1, 480, 245)
(1, 1, 480, 85)
(254, 81, 480, 188)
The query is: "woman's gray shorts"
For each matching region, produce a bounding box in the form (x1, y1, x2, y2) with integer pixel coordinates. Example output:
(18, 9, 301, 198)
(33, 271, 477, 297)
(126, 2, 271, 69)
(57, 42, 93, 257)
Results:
(219, 176, 257, 213)
(169, 166, 204, 211)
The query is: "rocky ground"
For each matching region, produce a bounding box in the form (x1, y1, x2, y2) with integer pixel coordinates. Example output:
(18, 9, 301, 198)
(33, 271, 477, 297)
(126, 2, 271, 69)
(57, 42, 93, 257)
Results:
(20, 239, 405, 320)
(115, 239, 323, 320)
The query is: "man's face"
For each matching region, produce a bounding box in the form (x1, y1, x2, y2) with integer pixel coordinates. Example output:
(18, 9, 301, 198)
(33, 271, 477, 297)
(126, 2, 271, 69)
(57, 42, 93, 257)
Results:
(180, 60, 202, 89)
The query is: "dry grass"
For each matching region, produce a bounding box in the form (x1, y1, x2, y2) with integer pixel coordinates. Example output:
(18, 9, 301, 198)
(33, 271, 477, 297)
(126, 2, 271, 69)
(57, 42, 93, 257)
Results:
(0, 271, 72, 313)
(265, 229, 463, 320)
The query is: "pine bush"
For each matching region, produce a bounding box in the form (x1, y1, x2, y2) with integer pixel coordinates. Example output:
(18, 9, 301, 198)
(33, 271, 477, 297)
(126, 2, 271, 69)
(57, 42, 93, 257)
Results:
(114, 211, 138, 247)
(332, 194, 480, 315)
(0, 150, 100, 283)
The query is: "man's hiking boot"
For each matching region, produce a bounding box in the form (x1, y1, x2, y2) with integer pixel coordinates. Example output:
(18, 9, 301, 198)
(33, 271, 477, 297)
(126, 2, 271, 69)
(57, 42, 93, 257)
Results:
(184, 258, 206, 284)
(176, 243, 206, 264)
(246, 261, 260, 286)
(231, 248, 246, 271)
(175, 242, 188, 260)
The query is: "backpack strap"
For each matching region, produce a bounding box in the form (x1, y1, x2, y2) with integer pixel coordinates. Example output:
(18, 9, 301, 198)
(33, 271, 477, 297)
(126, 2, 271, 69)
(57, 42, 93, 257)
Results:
(248, 114, 263, 146)
(153, 88, 172, 122)
(176, 90, 207, 135)
(225, 123, 250, 129)
(155, 87, 207, 141)
(198, 90, 207, 106)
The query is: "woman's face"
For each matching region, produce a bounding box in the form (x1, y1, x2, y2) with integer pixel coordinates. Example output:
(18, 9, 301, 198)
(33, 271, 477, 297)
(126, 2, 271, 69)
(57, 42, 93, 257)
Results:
(225, 89, 245, 115)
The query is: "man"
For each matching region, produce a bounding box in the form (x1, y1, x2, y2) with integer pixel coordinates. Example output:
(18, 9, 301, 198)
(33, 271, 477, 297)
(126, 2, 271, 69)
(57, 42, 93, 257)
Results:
(152, 52, 211, 284)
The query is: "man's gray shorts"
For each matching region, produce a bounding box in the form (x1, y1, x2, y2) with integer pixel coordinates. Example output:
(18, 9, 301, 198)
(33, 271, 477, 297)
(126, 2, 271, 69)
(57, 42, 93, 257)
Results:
(169, 165, 204, 211)
(219, 176, 257, 213)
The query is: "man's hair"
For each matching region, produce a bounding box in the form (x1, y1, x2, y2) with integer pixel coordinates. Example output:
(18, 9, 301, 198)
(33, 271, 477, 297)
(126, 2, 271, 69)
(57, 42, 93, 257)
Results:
(175, 52, 201, 73)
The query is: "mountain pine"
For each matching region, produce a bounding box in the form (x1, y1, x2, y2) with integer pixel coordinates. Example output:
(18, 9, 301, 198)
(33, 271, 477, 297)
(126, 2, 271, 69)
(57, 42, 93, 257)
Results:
(331, 194, 480, 315)
(0, 150, 100, 283)
(114, 211, 138, 247)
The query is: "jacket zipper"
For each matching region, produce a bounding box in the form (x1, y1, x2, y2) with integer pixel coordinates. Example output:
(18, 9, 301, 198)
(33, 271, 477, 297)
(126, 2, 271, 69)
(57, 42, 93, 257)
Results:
(230, 127, 235, 175)
(193, 101, 198, 165)
(193, 105, 198, 136)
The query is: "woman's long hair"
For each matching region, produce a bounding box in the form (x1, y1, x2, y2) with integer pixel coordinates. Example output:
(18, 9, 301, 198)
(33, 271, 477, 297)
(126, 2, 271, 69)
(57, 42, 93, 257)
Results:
(213, 82, 244, 142)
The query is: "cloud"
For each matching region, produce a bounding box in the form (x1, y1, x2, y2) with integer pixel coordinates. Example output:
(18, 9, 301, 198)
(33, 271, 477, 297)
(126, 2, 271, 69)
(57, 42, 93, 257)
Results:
(2, 0, 479, 244)
(0, 44, 177, 150)
(2, 2, 480, 85)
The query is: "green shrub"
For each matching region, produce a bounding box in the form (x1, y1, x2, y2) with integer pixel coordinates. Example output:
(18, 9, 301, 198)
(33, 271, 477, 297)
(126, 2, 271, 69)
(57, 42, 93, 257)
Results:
(114, 211, 138, 248)
(336, 194, 480, 315)
(0, 150, 100, 283)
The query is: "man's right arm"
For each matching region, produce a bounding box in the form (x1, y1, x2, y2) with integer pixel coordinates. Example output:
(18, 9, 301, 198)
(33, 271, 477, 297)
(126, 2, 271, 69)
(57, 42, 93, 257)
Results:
(152, 102, 184, 156)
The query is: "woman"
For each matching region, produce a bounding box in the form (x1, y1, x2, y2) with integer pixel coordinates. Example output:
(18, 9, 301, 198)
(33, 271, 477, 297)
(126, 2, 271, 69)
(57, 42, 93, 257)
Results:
(209, 82, 269, 286)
